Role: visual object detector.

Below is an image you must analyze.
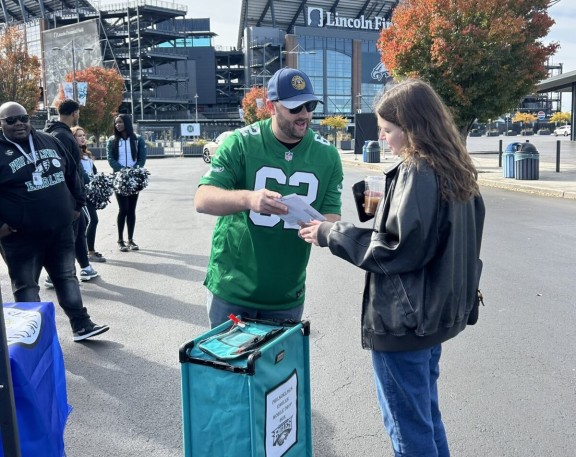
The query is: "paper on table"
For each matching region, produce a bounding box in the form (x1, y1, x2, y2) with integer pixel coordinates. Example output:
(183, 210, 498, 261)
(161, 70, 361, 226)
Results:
(278, 194, 326, 225)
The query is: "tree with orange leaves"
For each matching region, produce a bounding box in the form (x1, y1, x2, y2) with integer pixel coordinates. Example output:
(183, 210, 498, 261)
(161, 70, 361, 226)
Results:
(378, 0, 558, 135)
(57, 66, 124, 146)
(241, 87, 272, 125)
(0, 26, 41, 113)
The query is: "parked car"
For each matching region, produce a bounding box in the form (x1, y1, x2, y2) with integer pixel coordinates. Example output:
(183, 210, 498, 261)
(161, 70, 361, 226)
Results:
(554, 125, 571, 136)
(202, 131, 234, 163)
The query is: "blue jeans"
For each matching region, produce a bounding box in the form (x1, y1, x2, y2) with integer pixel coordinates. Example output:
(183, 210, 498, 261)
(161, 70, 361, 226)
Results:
(371, 345, 450, 457)
(207, 291, 304, 328)
(0, 226, 92, 332)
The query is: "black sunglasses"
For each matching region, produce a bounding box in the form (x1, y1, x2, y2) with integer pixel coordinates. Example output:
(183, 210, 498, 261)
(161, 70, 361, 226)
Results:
(1, 115, 30, 125)
(278, 101, 318, 114)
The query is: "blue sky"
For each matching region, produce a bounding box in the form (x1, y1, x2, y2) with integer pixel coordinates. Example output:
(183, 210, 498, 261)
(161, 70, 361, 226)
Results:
(546, 1, 576, 72)
(194, 1, 575, 108)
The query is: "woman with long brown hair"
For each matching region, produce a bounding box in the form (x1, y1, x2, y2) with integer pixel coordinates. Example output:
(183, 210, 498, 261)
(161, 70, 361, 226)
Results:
(299, 78, 485, 456)
(72, 126, 106, 263)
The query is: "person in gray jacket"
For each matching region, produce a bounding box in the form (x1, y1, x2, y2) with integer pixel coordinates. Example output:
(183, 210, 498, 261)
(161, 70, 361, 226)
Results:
(299, 79, 485, 457)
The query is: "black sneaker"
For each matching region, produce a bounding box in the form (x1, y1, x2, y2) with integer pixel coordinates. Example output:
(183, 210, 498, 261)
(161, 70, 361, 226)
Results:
(73, 323, 110, 342)
(127, 240, 139, 251)
(88, 251, 107, 263)
(118, 241, 129, 252)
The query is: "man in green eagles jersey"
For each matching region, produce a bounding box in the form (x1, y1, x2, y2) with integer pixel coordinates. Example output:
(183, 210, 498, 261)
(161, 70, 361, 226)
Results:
(195, 67, 343, 327)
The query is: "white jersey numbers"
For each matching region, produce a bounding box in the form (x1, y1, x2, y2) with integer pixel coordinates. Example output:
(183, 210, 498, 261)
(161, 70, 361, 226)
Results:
(249, 166, 319, 229)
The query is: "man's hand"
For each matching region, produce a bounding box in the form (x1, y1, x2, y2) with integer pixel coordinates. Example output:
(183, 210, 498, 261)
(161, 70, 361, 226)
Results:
(195, 185, 288, 216)
(73, 210, 81, 221)
(247, 189, 288, 215)
(0, 223, 16, 239)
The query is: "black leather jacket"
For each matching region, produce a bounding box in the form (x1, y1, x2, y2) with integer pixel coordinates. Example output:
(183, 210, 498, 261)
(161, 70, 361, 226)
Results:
(317, 160, 485, 352)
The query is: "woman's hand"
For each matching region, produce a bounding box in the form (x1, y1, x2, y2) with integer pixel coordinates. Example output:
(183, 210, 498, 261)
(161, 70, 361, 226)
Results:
(298, 220, 323, 246)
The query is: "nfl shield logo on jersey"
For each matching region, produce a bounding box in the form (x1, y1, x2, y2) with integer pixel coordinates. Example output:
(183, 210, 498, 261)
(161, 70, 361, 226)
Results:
(284, 151, 293, 161)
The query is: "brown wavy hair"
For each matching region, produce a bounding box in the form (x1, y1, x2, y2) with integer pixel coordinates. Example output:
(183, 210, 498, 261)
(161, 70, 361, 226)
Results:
(375, 78, 479, 201)
(71, 126, 94, 160)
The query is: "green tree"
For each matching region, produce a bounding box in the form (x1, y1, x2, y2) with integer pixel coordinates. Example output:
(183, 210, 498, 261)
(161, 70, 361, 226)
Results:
(57, 66, 124, 146)
(241, 87, 271, 125)
(378, 0, 558, 135)
(0, 26, 41, 112)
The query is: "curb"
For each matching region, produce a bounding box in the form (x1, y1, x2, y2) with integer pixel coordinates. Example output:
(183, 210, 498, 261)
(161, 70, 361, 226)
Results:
(341, 152, 576, 200)
(477, 177, 576, 200)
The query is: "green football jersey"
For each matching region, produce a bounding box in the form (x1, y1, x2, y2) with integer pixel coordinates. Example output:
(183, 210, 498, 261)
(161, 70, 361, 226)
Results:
(198, 118, 343, 310)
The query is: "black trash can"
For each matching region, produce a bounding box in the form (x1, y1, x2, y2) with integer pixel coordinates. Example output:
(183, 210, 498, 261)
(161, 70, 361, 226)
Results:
(514, 143, 539, 180)
(363, 141, 380, 163)
(503, 142, 521, 178)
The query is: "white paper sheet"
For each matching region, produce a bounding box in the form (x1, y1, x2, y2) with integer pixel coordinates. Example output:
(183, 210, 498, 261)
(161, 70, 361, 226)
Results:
(278, 194, 326, 225)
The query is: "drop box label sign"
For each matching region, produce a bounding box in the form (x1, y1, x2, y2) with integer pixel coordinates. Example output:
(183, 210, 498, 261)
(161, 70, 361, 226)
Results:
(265, 371, 298, 456)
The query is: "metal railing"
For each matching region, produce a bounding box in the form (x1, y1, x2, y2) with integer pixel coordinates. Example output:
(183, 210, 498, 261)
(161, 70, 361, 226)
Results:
(99, 0, 187, 13)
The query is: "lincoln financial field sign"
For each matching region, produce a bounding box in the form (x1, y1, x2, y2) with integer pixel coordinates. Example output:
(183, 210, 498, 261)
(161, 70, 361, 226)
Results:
(306, 6, 390, 31)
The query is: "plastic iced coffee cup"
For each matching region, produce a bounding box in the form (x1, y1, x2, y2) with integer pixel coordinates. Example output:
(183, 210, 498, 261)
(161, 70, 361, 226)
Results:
(364, 176, 385, 216)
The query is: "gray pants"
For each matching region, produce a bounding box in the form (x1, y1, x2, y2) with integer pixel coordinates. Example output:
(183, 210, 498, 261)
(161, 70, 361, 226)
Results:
(206, 291, 304, 328)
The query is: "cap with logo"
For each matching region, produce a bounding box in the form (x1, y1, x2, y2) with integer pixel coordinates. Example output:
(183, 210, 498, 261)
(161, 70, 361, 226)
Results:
(267, 67, 323, 109)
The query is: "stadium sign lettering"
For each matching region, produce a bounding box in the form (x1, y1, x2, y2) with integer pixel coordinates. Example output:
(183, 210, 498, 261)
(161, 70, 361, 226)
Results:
(307, 7, 389, 31)
(326, 12, 386, 30)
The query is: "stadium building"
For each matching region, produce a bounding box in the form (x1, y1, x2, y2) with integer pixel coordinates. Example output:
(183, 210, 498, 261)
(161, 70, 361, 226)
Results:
(0, 0, 568, 140)
(0, 0, 398, 132)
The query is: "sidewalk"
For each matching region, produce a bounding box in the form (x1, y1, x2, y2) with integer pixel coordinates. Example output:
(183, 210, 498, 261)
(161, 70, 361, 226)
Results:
(339, 136, 576, 199)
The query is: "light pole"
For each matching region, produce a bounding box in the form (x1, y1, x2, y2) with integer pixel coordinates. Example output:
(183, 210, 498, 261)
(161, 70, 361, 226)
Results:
(71, 44, 77, 101)
(194, 93, 198, 123)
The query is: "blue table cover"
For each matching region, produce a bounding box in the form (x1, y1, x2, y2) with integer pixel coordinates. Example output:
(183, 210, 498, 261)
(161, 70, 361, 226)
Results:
(1, 302, 71, 457)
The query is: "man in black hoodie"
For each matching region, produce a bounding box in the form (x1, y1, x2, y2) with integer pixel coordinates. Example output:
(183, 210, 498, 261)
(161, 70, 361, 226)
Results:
(45, 98, 99, 282)
(0, 101, 109, 341)
(44, 99, 82, 170)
